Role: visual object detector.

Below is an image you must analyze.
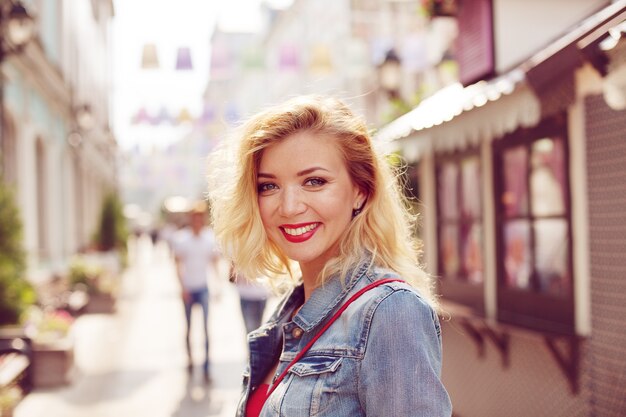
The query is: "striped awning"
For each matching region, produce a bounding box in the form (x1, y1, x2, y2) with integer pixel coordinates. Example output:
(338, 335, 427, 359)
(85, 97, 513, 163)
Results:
(375, 69, 541, 160)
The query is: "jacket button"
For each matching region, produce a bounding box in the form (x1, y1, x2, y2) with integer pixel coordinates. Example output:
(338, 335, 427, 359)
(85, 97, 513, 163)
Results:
(292, 327, 303, 338)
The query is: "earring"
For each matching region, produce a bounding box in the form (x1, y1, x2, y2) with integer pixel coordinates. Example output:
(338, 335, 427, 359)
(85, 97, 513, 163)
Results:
(352, 204, 363, 218)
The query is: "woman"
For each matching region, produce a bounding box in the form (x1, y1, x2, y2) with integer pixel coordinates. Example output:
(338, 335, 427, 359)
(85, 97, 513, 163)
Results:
(207, 95, 451, 416)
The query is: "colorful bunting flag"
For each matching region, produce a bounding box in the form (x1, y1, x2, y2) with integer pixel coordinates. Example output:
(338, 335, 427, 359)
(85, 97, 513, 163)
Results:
(278, 43, 300, 71)
(175, 47, 193, 70)
(141, 43, 160, 69)
(309, 44, 333, 75)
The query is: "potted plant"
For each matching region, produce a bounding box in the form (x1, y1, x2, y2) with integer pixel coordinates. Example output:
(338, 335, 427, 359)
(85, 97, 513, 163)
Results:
(93, 192, 129, 266)
(0, 177, 35, 392)
(22, 307, 75, 388)
(68, 257, 117, 314)
(0, 178, 35, 329)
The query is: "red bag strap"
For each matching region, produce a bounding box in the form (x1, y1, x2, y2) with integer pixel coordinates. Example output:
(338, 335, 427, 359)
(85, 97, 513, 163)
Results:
(267, 278, 404, 396)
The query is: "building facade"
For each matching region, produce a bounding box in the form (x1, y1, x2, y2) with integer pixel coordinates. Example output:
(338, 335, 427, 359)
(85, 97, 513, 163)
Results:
(1, 0, 117, 283)
(376, 1, 626, 415)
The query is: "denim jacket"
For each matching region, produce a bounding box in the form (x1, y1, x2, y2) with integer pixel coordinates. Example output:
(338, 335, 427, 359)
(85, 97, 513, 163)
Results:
(237, 258, 452, 416)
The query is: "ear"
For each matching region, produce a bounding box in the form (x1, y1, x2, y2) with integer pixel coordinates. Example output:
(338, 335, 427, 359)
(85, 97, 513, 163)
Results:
(353, 189, 367, 210)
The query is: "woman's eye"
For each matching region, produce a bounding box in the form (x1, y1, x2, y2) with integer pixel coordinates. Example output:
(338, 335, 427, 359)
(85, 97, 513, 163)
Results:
(305, 177, 327, 187)
(257, 183, 277, 193)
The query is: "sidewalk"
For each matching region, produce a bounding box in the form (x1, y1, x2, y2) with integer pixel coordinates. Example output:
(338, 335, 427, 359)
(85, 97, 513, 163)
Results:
(15, 236, 249, 417)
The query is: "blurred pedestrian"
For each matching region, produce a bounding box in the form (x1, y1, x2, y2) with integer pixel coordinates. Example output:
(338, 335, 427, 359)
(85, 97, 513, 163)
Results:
(173, 201, 219, 383)
(229, 265, 269, 335)
(207, 95, 451, 416)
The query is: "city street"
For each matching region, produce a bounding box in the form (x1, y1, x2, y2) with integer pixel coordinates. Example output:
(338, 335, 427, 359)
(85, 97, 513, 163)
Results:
(15, 236, 251, 417)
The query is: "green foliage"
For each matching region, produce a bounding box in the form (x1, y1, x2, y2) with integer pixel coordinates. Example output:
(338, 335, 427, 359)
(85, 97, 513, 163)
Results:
(381, 97, 413, 125)
(95, 192, 128, 252)
(0, 177, 35, 326)
(67, 256, 118, 295)
(67, 259, 102, 290)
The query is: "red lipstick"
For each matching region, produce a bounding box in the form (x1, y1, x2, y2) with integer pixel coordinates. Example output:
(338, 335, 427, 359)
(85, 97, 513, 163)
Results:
(280, 222, 319, 243)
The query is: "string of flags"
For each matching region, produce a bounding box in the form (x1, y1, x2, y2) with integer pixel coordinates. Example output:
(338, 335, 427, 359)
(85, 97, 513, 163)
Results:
(131, 106, 209, 126)
(141, 43, 194, 70)
(130, 104, 240, 126)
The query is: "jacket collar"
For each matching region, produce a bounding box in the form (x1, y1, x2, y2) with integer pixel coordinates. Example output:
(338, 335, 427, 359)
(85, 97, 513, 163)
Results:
(291, 254, 373, 332)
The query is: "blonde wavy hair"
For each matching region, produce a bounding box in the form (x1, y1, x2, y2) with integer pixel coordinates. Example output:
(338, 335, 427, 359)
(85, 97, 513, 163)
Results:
(207, 95, 437, 307)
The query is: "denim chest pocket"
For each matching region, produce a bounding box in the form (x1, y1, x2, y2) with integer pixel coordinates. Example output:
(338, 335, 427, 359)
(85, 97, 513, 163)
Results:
(268, 355, 346, 416)
(289, 355, 342, 376)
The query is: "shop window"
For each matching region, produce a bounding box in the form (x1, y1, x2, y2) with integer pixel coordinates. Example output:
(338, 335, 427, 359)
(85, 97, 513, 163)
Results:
(436, 151, 484, 313)
(494, 114, 573, 334)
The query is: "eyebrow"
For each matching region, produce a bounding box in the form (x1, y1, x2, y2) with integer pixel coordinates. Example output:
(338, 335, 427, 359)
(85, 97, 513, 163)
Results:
(257, 166, 330, 179)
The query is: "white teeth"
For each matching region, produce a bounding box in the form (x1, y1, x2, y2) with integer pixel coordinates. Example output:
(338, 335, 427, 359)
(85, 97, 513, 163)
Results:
(284, 223, 318, 236)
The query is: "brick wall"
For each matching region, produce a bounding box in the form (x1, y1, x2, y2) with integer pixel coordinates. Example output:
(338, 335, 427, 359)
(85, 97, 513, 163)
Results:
(441, 321, 589, 417)
(583, 94, 626, 416)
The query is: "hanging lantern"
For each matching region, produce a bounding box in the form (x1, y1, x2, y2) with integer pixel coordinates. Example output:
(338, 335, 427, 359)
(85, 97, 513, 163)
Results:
(378, 49, 402, 99)
(5, 1, 35, 47)
(141, 43, 160, 69)
(175, 47, 193, 70)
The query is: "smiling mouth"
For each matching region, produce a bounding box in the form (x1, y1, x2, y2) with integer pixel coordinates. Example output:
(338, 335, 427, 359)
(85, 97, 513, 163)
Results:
(280, 223, 320, 243)
(282, 223, 319, 236)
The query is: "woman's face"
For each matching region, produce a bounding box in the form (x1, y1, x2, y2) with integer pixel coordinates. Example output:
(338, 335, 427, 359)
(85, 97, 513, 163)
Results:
(257, 131, 364, 273)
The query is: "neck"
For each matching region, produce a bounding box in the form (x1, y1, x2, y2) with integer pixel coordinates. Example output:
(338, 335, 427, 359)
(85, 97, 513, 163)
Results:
(299, 248, 341, 301)
(299, 263, 322, 302)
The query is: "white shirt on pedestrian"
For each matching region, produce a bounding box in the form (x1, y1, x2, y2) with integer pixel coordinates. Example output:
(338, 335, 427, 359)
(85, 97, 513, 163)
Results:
(173, 227, 218, 291)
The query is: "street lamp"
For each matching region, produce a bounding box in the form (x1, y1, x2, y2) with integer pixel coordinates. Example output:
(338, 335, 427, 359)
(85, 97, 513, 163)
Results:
(75, 103, 94, 131)
(0, 0, 35, 174)
(378, 48, 402, 100)
(67, 103, 94, 148)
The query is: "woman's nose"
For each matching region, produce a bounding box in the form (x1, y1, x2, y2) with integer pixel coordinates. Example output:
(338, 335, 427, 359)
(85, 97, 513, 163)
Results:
(278, 186, 306, 217)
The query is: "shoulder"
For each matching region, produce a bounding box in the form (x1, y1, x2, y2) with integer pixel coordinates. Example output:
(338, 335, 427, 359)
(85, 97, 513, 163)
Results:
(362, 267, 428, 302)
(360, 268, 438, 330)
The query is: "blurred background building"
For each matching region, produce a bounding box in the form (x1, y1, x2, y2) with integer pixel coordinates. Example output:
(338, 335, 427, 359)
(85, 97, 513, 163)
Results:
(374, 1, 626, 416)
(3, 0, 624, 415)
(196, 0, 626, 416)
(1, 0, 117, 283)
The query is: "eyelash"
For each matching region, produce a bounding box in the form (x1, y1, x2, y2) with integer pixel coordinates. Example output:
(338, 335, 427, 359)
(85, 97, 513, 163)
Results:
(305, 177, 327, 187)
(257, 183, 277, 193)
(256, 177, 327, 194)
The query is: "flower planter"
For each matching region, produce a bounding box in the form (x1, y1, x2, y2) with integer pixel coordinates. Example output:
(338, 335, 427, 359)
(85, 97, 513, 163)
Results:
(31, 338, 74, 388)
(84, 293, 116, 314)
(423, 0, 458, 17)
(0, 384, 23, 417)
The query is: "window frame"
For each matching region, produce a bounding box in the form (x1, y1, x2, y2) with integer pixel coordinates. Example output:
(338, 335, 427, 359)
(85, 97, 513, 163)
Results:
(435, 148, 485, 314)
(492, 113, 575, 335)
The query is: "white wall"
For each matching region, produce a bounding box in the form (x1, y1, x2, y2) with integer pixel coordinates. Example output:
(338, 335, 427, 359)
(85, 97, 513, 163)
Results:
(493, 0, 609, 72)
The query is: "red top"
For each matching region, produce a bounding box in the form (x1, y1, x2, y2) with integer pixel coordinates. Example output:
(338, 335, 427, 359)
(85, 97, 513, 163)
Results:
(245, 383, 270, 417)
